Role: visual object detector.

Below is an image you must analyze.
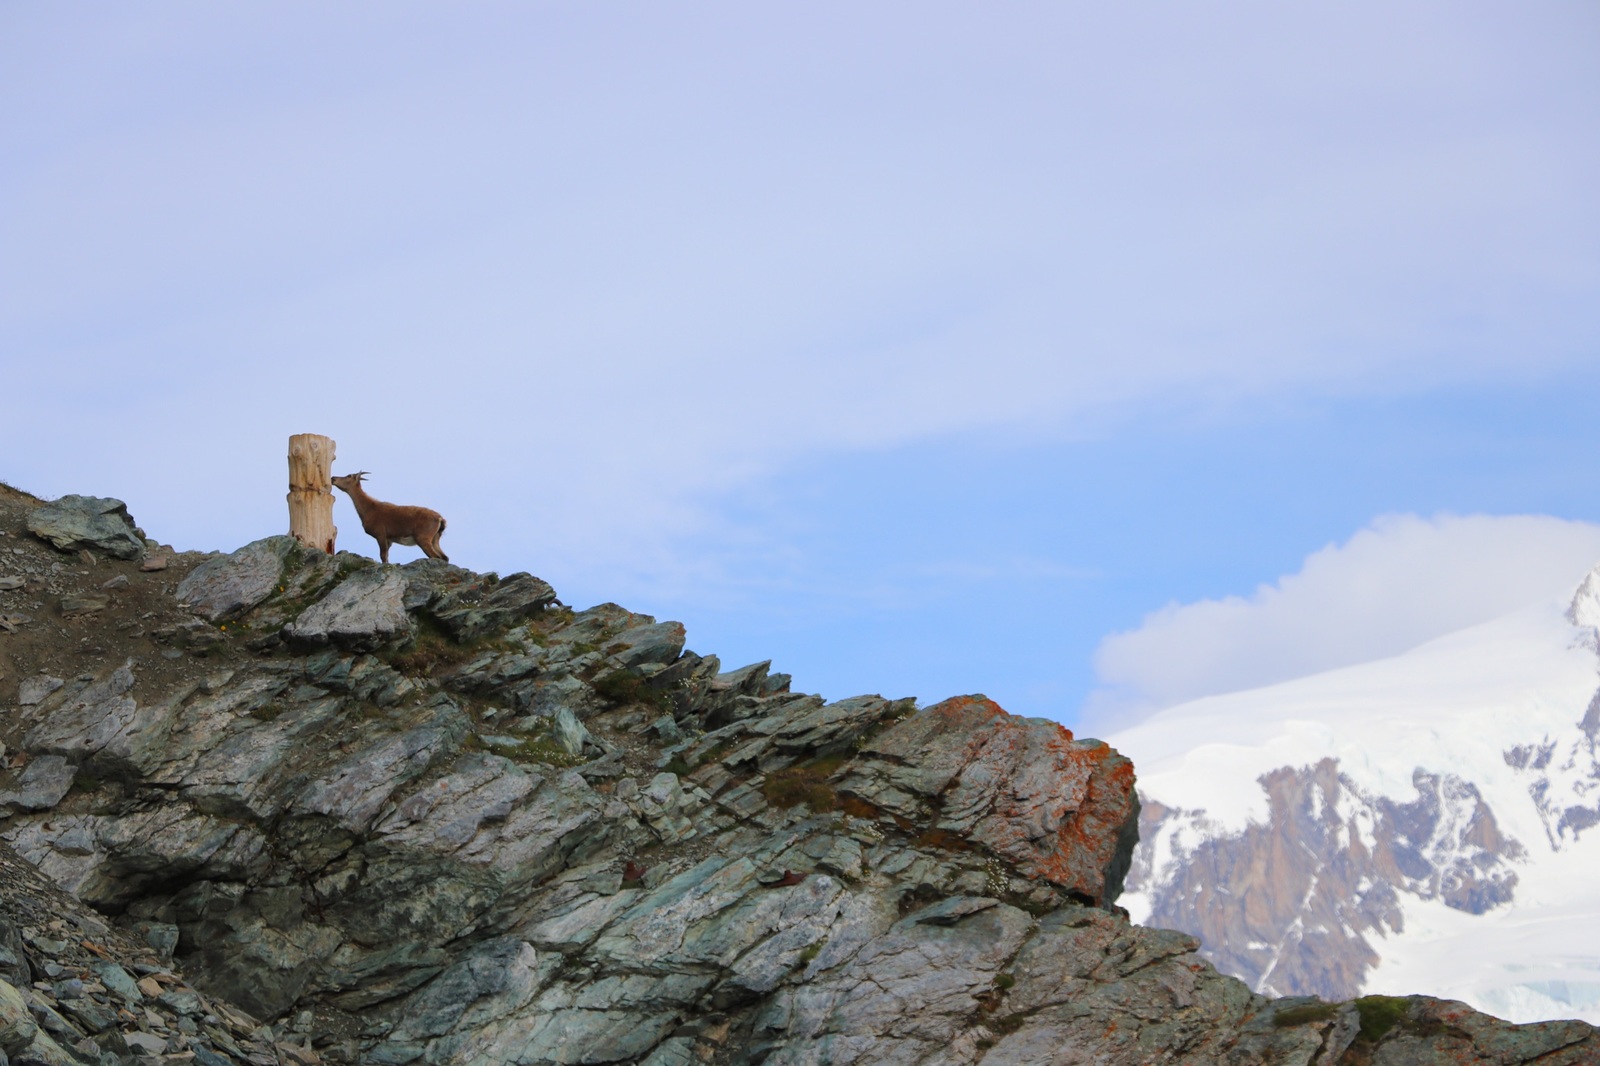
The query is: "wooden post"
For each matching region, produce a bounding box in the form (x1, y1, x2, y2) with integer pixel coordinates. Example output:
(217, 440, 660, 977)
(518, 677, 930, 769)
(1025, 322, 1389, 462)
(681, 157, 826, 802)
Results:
(287, 433, 337, 553)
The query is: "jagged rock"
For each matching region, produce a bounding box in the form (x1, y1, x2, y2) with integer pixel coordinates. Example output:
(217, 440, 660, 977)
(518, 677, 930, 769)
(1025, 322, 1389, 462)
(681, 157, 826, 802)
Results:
(283, 567, 413, 651)
(178, 536, 357, 626)
(0, 836, 288, 1066)
(755, 895, 1034, 1064)
(124, 1030, 170, 1055)
(170, 695, 404, 822)
(25, 496, 144, 560)
(522, 674, 593, 720)
(0, 756, 75, 815)
(402, 563, 558, 640)
(545, 602, 638, 646)
(445, 648, 547, 695)
(551, 705, 591, 756)
(647, 714, 683, 743)
(300, 652, 417, 708)
(0, 999, 79, 1064)
(696, 660, 798, 728)
(88, 962, 142, 1004)
(837, 694, 1139, 904)
(719, 660, 783, 694)
(14, 807, 269, 908)
(176, 536, 297, 623)
(633, 772, 700, 843)
(605, 621, 687, 669)
(766, 694, 908, 754)
(157, 880, 345, 1020)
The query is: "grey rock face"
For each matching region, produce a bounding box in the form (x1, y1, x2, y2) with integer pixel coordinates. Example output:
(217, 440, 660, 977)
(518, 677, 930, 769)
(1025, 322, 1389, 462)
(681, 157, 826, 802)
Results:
(25, 496, 144, 560)
(176, 536, 298, 622)
(755, 895, 1034, 1065)
(606, 620, 687, 669)
(177, 535, 362, 628)
(284, 567, 413, 651)
(291, 697, 470, 830)
(403, 563, 558, 640)
(376, 752, 536, 852)
(550, 705, 592, 756)
(631, 772, 701, 843)
(21, 662, 138, 759)
(390, 936, 546, 1041)
(0, 757, 75, 815)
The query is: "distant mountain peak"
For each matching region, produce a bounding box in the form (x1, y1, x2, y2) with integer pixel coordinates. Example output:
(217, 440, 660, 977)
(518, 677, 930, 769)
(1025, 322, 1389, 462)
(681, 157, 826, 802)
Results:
(1113, 564, 1600, 1024)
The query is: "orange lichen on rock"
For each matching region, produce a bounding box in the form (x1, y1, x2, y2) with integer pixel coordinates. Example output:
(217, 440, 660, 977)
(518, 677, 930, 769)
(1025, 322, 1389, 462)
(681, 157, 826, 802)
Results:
(834, 693, 1140, 904)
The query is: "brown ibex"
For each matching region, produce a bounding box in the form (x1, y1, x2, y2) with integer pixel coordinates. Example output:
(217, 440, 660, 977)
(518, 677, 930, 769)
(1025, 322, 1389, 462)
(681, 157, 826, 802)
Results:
(330, 471, 449, 564)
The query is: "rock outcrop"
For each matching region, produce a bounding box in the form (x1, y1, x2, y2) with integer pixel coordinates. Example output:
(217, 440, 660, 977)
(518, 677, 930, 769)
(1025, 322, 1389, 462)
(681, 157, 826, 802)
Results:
(24, 497, 146, 562)
(1, 483, 1597, 1066)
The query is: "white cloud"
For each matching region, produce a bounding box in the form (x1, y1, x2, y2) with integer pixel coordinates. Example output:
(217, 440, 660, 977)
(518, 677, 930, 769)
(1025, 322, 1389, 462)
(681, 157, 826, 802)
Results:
(1085, 514, 1600, 726)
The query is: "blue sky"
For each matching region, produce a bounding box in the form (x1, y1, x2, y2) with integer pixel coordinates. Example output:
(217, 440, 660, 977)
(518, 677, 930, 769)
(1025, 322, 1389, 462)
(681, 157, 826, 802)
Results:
(4, 3, 1598, 731)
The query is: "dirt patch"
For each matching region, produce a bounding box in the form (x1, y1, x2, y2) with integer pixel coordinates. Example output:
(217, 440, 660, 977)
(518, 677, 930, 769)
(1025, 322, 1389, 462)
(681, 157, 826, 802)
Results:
(0, 486, 261, 760)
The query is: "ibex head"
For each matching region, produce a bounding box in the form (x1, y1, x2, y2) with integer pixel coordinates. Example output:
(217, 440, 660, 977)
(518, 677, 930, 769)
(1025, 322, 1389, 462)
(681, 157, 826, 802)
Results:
(330, 471, 371, 494)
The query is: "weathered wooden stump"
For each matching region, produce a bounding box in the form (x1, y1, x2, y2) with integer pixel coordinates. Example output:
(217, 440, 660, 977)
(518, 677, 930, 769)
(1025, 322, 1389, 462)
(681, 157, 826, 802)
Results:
(287, 433, 337, 553)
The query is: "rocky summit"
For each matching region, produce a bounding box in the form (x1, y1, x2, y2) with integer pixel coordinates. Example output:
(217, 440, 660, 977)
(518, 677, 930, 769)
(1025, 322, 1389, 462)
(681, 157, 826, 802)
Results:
(0, 482, 1597, 1066)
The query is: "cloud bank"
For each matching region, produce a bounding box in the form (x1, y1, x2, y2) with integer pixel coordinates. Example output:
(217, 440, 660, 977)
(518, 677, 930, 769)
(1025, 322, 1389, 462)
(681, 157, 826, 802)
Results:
(1086, 514, 1600, 726)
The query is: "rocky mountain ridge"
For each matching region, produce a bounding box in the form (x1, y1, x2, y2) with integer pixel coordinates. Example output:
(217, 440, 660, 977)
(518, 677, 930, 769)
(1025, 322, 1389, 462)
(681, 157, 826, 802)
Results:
(2, 482, 1597, 1065)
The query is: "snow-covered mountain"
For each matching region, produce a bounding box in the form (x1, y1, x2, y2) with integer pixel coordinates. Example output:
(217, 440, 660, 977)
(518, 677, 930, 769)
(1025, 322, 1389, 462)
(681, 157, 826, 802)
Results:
(1107, 565, 1600, 1025)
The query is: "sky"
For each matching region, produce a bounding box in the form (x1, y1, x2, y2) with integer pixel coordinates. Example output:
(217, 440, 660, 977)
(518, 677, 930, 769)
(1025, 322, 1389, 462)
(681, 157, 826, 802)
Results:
(4, 2, 1599, 733)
